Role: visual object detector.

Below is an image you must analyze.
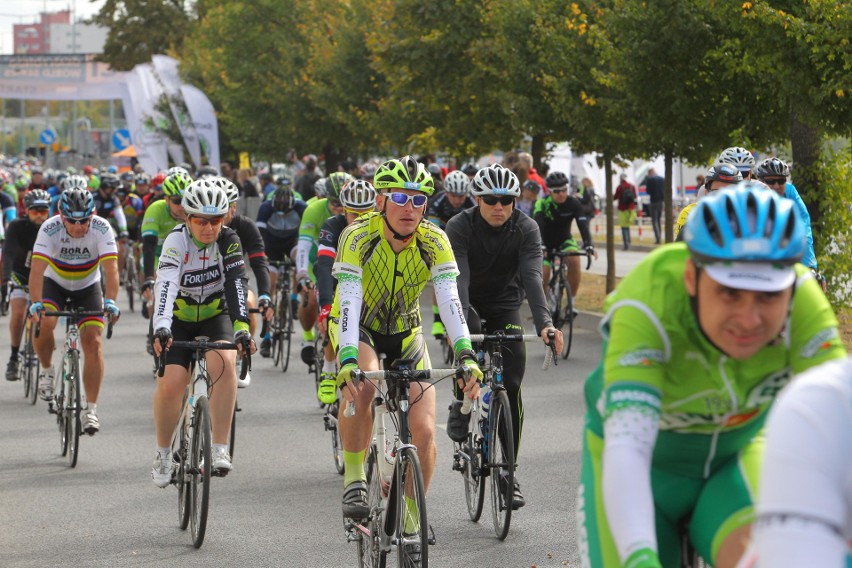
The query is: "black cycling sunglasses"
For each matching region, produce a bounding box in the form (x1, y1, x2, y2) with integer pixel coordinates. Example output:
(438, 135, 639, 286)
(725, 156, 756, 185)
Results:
(480, 195, 515, 206)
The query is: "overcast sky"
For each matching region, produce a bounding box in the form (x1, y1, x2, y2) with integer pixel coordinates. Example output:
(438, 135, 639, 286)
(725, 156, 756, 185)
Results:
(0, 0, 106, 55)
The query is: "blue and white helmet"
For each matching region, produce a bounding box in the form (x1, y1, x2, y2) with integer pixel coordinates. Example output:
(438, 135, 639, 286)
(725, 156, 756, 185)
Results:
(181, 179, 229, 216)
(471, 164, 520, 197)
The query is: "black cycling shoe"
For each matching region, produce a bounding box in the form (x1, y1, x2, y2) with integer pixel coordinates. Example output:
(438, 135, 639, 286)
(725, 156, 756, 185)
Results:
(342, 480, 369, 520)
(260, 338, 271, 358)
(446, 400, 470, 443)
(498, 470, 526, 510)
(6, 358, 20, 381)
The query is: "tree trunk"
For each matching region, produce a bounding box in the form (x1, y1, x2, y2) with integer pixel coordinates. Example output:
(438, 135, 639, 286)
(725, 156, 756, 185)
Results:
(605, 156, 616, 293)
(530, 134, 546, 171)
(323, 144, 343, 174)
(789, 102, 823, 232)
(664, 149, 674, 243)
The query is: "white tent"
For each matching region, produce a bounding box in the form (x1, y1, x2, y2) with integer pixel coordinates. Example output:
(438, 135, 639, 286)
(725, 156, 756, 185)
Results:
(0, 54, 219, 172)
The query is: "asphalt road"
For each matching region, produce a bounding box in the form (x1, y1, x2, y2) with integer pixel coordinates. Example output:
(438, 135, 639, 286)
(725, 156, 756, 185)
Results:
(0, 293, 606, 568)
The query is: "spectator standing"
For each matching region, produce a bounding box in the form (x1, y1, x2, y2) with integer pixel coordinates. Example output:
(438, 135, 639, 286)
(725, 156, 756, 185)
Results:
(577, 177, 598, 218)
(614, 173, 637, 250)
(260, 172, 277, 197)
(642, 168, 665, 244)
(294, 154, 321, 201)
(236, 168, 259, 198)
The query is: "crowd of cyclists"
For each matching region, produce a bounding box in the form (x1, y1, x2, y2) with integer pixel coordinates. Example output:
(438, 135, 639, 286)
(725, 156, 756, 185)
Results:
(0, 144, 848, 567)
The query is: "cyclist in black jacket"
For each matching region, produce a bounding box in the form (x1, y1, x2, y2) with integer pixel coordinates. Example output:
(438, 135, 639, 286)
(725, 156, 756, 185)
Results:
(534, 171, 596, 301)
(445, 164, 563, 510)
(2, 190, 51, 380)
(218, 178, 272, 384)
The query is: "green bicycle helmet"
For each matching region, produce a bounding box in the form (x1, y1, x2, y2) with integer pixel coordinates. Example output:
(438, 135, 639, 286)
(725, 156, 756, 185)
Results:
(324, 172, 352, 201)
(162, 169, 193, 197)
(373, 156, 435, 196)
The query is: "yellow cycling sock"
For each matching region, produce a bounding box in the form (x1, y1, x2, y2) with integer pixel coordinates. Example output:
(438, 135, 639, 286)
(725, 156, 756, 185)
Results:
(403, 495, 420, 534)
(303, 329, 315, 342)
(343, 449, 367, 487)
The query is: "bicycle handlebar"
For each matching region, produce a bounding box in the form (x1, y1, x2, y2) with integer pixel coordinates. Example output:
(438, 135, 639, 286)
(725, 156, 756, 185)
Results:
(343, 367, 469, 418)
(469, 334, 540, 343)
(550, 249, 594, 270)
(36, 310, 115, 339)
(155, 339, 251, 382)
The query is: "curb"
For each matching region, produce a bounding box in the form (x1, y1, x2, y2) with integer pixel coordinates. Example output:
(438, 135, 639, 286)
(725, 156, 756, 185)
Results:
(592, 240, 656, 253)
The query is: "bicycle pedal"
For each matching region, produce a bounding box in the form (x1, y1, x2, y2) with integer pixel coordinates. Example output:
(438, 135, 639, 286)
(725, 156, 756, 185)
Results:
(428, 525, 436, 546)
(212, 468, 229, 478)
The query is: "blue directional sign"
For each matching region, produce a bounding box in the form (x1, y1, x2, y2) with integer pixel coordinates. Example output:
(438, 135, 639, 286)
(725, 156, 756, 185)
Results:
(39, 129, 56, 145)
(112, 129, 132, 151)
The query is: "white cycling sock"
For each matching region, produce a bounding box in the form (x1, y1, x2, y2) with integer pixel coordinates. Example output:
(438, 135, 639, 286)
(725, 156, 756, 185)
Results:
(323, 359, 336, 374)
(213, 443, 229, 455)
(157, 447, 171, 458)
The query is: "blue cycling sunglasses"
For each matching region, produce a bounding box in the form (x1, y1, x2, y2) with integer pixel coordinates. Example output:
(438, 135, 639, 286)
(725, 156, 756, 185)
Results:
(387, 192, 428, 208)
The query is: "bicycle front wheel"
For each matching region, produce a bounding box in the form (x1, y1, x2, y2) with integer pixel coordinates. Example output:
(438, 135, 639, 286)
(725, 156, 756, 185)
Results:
(67, 355, 82, 468)
(357, 446, 386, 568)
(392, 447, 428, 567)
(488, 389, 514, 540)
(271, 295, 283, 367)
(331, 402, 344, 475)
(229, 401, 237, 460)
(189, 396, 212, 548)
(561, 282, 574, 359)
(462, 415, 485, 522)
(57, 358, 68, 456)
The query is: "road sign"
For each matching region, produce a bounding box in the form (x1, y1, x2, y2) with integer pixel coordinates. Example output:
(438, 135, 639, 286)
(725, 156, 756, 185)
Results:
(39, 129, 56, 145)
(112, 129, 131, 151)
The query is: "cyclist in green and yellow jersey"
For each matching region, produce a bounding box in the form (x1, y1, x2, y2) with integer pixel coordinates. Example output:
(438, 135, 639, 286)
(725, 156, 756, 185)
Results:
(330, 156, 483, 523)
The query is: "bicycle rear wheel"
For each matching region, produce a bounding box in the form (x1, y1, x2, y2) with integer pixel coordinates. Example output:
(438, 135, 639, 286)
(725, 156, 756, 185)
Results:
(57, 358, 68, 456)
(125, 257, 137, 312)
(271, 292, 284, 367)
(177, 410, 191, 530)
(330, 401, 344, 475)
(462, 413, 485, 522)
(392, 447, 428, 567)
(67, 355, 82, 468)
(488, 389, 514, 540)
(189, 396, 212, 548)
(561, 281, 574, 359)
(357, 446, 386, 568)
(229, 401, 237, 459)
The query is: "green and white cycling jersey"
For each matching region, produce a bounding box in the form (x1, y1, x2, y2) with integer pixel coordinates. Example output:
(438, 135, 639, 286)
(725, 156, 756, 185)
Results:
(140, 199, 181, 277)
(295, 197, 334, 282)
(578, 243, 846, 568)
(585, 244, 844, 463)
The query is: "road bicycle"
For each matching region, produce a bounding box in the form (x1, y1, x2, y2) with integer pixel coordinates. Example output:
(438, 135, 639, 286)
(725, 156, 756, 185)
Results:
(36, 308, 114, 468)
(546, 248, 592, 359)
(323, 383, 345, 475)
(155, 338, 250, 549)
(345, 361, 467, 568)
(8, 284, 39, 405)
(268, 259, 294, 371)
(121, 240, 142, 312)
(452, 331, 553, 540)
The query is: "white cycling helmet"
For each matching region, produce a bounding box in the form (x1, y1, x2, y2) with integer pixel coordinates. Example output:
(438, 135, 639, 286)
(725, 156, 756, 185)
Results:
(167, 166, 192, 179)
(314, 176, 327, 198)
(209, 176, 239, 203)
(716, 146, 755, 174)
(182, 179, 230, 216)
(63, 174, 89, 192)
(443, 170, 471, 196)
(340, 179, 377, 211)
(471, 164, 520, 197)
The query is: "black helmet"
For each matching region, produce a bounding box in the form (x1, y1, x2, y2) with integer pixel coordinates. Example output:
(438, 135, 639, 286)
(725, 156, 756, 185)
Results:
(272, 188, 294, 213)
(59, 188, 94, 218)
(461, 163, 479, 177)
(755, 157, 790, 179)
(522, 180, 541, 194)
(24, 189, 51, 209)
(705, 164, 743, 187)
(196, 165, 219, 178)
(545, 171, 569, 189)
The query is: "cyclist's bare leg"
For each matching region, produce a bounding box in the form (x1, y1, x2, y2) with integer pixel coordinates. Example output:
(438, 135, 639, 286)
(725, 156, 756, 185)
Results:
(567, 255, 581, 296)
(206, 347, 237, 446)
(246, 289, 258, 337)
(716, 524, 751, 568)
(268, 269, 278, 298)
(80, 325, 104, 404)
(542, 263, 551, 297)
(298, 288, 318, 334)
(323, 341, 335, 366)
(9, 297, 27, 348)
(117, 240, 127, 280)
(33, 314, 58, 368)
(153, 364, 191, 447)
(408, 381, 437, 491)
(339, 341, 380, 453)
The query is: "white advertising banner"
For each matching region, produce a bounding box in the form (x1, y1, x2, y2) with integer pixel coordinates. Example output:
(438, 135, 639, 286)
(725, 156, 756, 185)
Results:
(125, 67, 169, 172)
(152, 55, 201, 170)
(181, 84, 220, 170)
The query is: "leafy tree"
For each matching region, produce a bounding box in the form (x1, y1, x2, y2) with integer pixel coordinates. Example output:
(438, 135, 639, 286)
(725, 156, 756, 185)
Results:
(89, 0, 191, 71)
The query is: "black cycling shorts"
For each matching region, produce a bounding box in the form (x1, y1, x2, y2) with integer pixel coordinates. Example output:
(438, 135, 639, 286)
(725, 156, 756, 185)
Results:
(43, 279, 104, 330)
(266, 235, 298, 263)
(164, 313, 233, 369)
